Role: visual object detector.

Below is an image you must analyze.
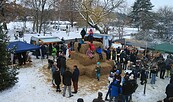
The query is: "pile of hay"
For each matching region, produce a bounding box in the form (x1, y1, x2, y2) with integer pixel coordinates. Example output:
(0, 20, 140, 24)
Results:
(66, 59, 112, 78)
(71, 51, 107, 66)
(73, 41, 103, 54)
(66, 59, 86, 75)
(84, 62, 112, 78)
(68, 41, 113, 78)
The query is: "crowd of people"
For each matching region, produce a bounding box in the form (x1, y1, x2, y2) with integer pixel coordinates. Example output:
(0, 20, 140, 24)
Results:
(47, 28, 173, 102)
(14, 28, 170, 101)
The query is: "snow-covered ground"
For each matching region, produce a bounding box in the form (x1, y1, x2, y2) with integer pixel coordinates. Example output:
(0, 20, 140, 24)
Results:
(0, 22, 170, 102)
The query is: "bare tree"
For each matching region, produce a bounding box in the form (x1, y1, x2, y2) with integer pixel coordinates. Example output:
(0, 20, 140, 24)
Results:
(22, 0, 58, 34)
(75, 0, 125, 34)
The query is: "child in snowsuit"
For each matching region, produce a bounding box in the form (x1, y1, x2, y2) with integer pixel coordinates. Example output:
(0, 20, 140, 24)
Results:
(95, 62, 101, 81)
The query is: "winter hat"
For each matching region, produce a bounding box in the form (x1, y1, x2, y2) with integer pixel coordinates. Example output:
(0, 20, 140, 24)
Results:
(97, 62, 100, 65)
(129, 74, 134, 80)
(98, 92, 103, 98)
(77, 98, 84, 102)
(116, 70, 120, 75)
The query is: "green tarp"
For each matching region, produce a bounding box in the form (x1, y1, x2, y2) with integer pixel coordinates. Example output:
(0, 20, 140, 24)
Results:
(153, 43, 173, 54)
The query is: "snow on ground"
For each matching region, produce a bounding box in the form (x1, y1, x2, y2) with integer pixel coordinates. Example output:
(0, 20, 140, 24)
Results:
(0, 56, 170, 102)
(0, 22, 170, 102)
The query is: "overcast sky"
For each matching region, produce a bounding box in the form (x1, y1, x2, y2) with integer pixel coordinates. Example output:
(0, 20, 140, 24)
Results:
(127, 0, 173, 11)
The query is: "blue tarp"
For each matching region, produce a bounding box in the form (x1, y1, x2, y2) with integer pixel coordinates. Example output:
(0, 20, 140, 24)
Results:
(7, 41, 40, 53)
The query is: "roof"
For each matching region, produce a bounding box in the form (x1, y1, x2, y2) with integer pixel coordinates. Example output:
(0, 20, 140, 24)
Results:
(7, 41, 40, 53)
(85, 33, 112, 38)
(31, 36, 62, 43)
(113, 38, 155, 49)
(153, 43, 173, 54)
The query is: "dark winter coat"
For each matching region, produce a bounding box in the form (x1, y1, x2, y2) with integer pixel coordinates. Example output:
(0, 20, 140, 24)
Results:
(166, 83, 173, 98)
(80, 29, 86, 37)
(140, 69, 147, 81)
(41, 45, 46, 55)
(72, 68, 80, 82)
(62, 70, 72, 86)
(60, 56, 66, 69)
(130, 53, 136, 64)
(112, 50, 116, 60)
(116, 47, 121, 54)
(53, 70, 61, 85)
(92, 98, 105, 102)
(122, 79, 138, 95)
(158, 61, 166, 70)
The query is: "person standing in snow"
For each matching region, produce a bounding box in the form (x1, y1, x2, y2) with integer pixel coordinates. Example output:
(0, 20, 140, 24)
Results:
(95, 62, 101, 81)
(92, 92, 105, 102)
(80, 28, 86, 39)
(62, 68, 73, 97)
(59, 53, 66, 75)
(170, 67, 173, 84)
(150, 66, 157, 84)
(52, 46, 57, 61)
(53, 67, 61, 92)
(158, 58, 166, 79)
(72, 65, 80, 94)
(51, 62, 57, 86)
(164, 82, 173, 102)
(140, 68, 147, 85)
(109, 75, 122, 102)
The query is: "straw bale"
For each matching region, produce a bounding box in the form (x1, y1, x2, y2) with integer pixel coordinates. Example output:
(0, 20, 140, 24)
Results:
(74, 42, 79, 52)
(85, 62, 112, 78)
(93, 41, 103, 50)
(77, 53, 97, 66)
(71, 51, 78, 60)
(105, 60, 115, 67)
(66, 59, 85, 75)
(79, 43, 90, 54)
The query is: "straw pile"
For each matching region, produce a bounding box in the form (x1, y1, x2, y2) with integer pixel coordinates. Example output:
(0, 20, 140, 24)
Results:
(66, 59, 85, 75)
(85, 62, 112, 78)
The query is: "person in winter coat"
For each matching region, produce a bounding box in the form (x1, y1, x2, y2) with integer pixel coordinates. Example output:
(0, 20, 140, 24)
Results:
(164, 82, 173, 102)
(159, 59, 166, 79)
(95, 62, 101, 81)
(104, 47, 111, 60)
(51, 62, 57, 86)
(86, 48, 94, 59)
(77, 39, 85, 52)
(96, 46, 103, 60)
(105, 71, 115, 101)
(88, 29, 94, 43)
(165, 55, 173, 78)
(92, 92, 105, 102)
(59, 54, 66, 75)
(170, 67, 173, 84)
(62, 68, 73, 97)
(89, 42, 95, 51)
(109, 75, 122, 102)
(140, 68, 147, 85)
(116, 46, 121, 62)
(52, 46, 57, 61)
(122, 74, 138, 102)
(80, 28, 86, 39)
(53, 67, 61, 92)
(150, 66, 157, 84)
(40, 44, 46, 59)
(72, 65, 80, 93)
(112, 48, 116, 61)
